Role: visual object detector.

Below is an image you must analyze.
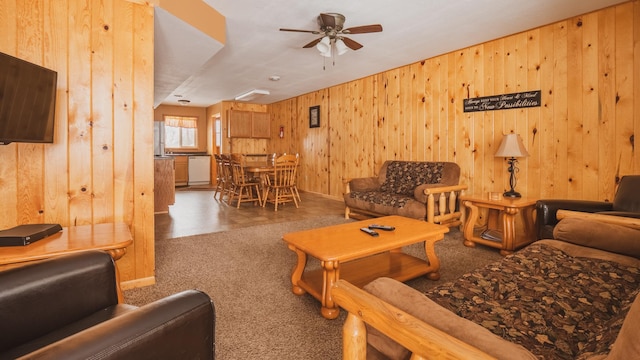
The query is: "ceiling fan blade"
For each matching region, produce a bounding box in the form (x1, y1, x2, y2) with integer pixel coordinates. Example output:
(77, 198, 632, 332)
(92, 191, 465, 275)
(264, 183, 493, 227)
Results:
(341, 37, 363, 50)
(319, 13, 336, 29)
(342, 24, 383, 34)
(303, 37, 323, 48)
(280, 28, 320, 34)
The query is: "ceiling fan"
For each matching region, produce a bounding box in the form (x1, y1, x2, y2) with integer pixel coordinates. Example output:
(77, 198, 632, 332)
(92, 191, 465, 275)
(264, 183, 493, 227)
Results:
(280, 13, 382, 56)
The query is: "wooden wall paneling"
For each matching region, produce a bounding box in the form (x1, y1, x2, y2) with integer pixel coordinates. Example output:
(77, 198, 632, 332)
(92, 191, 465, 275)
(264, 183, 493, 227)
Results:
(614, 2, 636, 190)
(598, 6, 618, 199)
(514, 32, 530, 198)
(68, 0, 93, 225)
(553, 20, 570, 198)
(399, 65, 413, 160)
(427, 58, 443, 161)
(113, 0, 136, 281)
(582, 12, 600, 200)
(92, 2, 115, 223)
(481, 42, 497, 194)
(44, 0, 70, 226)
(15, 1, 46, 225)
(327, 84, 342, 197)
(566, 15, 585, 198)
(539, 24, 557, 198)
(385, 68, 401, 160)
(371, 74, 384, 172)
(131, 2, 155, 282)
(526, 30, 542, 199)
(374, 73, 388, 167)
(634, 1, 640, 175)
(445, 53, 457, 162)
(491, 38, 507, 193)
(469, 44, 487, 195)
(411, 62, 425, 161)
(423, 60, 435, 161)
(457, 48, 474, 190)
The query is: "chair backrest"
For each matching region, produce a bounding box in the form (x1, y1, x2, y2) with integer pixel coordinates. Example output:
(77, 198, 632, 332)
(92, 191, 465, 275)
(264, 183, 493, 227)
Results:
(272, 154, 298, 187)
(220, 154, 233, 182)
(613, 175, 640, 212)
(230, 153, 254, 185)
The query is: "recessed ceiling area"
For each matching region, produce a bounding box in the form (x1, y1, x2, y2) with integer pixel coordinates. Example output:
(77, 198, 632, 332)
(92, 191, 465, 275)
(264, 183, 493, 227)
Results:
(154, 0, 628, 108)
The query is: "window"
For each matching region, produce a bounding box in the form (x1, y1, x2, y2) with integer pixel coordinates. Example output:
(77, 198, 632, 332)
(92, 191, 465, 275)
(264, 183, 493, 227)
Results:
(164, 115, 197, 149)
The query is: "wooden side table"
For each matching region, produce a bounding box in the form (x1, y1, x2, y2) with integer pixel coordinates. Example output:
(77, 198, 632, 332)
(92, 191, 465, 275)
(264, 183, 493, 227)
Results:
(460, 195, 537, 255)
(0, 222, 133, 301)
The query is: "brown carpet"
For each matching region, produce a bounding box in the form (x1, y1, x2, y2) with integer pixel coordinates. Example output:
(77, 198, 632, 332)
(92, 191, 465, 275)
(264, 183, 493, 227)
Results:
(124, 215, 502, 359)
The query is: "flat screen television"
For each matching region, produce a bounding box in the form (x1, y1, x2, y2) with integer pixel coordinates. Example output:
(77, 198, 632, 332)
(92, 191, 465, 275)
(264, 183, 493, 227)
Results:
(0, 52, 58, 145)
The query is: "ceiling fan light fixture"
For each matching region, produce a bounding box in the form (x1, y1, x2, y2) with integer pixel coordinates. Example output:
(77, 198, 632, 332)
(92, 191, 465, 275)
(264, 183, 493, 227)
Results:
(316, 36, 331, 56)
(335, 38, 348, 55)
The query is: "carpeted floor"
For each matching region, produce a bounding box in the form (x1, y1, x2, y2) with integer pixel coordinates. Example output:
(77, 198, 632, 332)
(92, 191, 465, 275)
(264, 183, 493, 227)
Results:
(124, 215, 502, 360)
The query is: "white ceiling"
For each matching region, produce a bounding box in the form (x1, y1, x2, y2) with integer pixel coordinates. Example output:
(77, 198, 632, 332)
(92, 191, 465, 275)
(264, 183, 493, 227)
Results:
(154, 0, 627, 108)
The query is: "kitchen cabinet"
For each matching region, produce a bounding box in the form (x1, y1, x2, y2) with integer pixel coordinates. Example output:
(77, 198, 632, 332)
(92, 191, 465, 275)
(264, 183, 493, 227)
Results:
(174, 155, 189, 186)
(154, 157, 175, 213)
(228, 110, 270, 138)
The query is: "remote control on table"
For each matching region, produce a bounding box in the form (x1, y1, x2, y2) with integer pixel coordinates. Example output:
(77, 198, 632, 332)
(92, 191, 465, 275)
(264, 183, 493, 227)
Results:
(360, 227, 379, 237)
(368, 224, 395, 231)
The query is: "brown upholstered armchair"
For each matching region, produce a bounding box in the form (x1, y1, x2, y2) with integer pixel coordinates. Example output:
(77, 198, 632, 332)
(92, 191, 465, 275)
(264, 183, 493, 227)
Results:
(536, 175, 640, 239)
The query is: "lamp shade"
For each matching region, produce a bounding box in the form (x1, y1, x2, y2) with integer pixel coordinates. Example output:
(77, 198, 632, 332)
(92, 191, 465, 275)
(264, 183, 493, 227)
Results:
(495, 134, 529, 158)
(335, 38, 348, 55)
(316, 36, 331, 57)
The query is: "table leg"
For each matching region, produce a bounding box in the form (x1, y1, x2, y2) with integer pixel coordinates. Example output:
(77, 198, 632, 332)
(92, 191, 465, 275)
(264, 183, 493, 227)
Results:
(500, 207, 519, 255)
(320, 260, 340, 319)
(462, 201, 478, 248)
(423, 238, 441, 280)
(288, 245, 307, 295)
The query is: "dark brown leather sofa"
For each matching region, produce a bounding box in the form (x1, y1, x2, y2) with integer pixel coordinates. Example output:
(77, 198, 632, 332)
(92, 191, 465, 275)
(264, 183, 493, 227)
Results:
(536, 175, 640, 239)
(0, 250, 215, 359)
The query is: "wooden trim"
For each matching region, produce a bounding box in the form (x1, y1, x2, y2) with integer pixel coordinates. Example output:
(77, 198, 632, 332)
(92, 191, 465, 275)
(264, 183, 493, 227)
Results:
(120, 276, 156, 290)
(332, 280, 497, 360)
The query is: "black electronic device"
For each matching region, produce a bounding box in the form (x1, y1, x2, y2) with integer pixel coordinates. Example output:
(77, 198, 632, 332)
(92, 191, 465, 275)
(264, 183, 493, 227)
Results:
(360, 227, 379, 237)
(0, 51, 58, 145)
(0, 223, 63, 246)
(368, 224, 395, 231)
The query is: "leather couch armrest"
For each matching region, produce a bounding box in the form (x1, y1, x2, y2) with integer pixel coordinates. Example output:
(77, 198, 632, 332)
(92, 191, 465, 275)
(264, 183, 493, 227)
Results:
(535, 199, 613, 239)
(24, 290, 215, 360)
(0, 251, 119, 353)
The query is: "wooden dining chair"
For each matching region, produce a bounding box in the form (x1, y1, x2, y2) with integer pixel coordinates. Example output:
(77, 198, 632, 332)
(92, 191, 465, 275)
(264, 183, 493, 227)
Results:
(212, 154, 226, 200)
(228, 153, 262, 208)
(262, 154, 299, 211)
(218, 154, 234, 201)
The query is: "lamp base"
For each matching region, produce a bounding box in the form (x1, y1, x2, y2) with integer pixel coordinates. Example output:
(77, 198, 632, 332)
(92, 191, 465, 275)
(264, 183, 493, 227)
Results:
(503, 190, 522, 198)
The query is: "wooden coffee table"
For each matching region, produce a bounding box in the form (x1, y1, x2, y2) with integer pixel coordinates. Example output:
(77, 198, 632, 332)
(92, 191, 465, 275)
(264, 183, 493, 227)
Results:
(282, 215, 449, 319)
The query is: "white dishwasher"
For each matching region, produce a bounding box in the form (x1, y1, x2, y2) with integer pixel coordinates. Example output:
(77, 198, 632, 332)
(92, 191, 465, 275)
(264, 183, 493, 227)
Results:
(188, 155, 211, 186)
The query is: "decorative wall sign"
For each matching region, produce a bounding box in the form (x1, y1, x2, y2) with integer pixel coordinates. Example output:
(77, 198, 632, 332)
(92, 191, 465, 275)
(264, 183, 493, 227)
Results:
(463, 90, 541, 113)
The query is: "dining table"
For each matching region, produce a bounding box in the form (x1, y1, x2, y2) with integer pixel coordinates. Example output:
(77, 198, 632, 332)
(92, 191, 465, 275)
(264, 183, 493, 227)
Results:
(244, 161, 275, 200)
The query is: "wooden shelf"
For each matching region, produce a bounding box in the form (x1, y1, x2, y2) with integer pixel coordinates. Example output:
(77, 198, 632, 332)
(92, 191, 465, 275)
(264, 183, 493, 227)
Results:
(298, 252, 429, 301)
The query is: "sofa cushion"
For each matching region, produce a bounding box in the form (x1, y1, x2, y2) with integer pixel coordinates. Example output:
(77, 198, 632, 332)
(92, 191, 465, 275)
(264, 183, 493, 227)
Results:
(605, 294, 640, 360)
(363, 277, 536, 360)
(379, 161, 444, 196)
(553, 217, 640, 258)
(344, 192, 427, 219)
(425, 243, 640, 359)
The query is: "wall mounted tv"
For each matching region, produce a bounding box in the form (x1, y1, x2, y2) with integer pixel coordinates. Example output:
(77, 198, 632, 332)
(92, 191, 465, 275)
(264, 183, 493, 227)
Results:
(0, 52, 58, 145)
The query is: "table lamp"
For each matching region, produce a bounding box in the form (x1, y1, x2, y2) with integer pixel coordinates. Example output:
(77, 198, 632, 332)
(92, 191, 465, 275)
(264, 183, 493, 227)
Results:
(495, 133, 529, 198)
